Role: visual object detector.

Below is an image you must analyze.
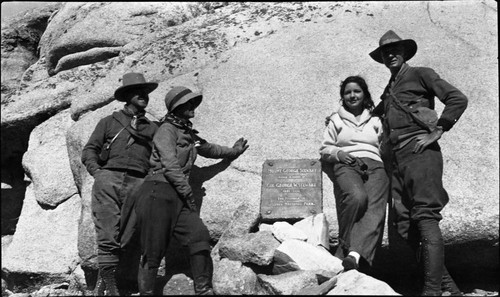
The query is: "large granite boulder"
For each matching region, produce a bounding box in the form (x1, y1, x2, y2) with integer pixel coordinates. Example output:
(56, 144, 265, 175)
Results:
(21, 109, 78, 207)
(1, 1, 497, 293)
(1, 184, 80, 278)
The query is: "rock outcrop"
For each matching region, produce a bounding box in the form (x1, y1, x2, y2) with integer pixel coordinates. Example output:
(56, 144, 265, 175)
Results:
(1, 1, 498, 294)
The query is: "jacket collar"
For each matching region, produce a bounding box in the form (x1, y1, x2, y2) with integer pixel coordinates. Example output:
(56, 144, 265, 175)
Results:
(390, 62, 411, 87)
(338, 106, 372, 126)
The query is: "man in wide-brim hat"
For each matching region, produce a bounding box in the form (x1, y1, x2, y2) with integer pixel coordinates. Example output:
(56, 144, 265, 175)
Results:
(370, 30, 468, 296)
(82, 72, 159, 295)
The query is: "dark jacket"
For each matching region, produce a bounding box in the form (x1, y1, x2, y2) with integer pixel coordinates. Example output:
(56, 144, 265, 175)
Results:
(374, 63, 468, 147)
(81, 109, 158, 176)
(148, 119, 239, 200)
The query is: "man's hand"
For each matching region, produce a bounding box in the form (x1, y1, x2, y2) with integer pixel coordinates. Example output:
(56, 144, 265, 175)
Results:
(337, 151, 356, 165)
(413, 127, 444, 154)
(232, 137, 249, 156)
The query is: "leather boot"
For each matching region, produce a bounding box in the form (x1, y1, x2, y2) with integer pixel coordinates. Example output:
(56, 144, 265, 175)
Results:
(138, 260, 158, 296)
(190, 251, 214, 295)
(441, 266, 462, 296)
(418, 219, 444, 296)
(100, 265, 119, 296)
(94, 270, 106, 296)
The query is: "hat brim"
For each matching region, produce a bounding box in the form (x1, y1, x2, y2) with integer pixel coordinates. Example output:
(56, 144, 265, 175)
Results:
(369, 39, 417, 64)
(169, 93, 203, 112)
(114, 82, 159, 102)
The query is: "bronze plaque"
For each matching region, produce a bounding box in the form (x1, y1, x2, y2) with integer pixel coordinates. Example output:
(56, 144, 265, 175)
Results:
(260, 159, 322, 221)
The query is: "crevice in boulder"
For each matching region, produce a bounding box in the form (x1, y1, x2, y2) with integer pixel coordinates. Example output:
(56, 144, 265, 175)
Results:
(1, 127, 30, 236)
(47, 42, 125, 76)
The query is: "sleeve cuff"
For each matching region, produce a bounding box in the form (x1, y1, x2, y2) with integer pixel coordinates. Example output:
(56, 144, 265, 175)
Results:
(437, 118, 455, 131)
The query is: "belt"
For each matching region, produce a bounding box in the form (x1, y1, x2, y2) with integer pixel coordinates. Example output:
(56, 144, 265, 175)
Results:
(106, 168, 146, 178)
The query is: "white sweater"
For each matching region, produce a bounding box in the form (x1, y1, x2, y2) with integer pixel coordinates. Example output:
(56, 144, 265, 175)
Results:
(320, 106, 383, 163)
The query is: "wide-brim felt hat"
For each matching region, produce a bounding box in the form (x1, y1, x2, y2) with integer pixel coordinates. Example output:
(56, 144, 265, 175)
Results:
(369, 30, 417, 64)
(165, 86, 203, 112)
(114, 72, 158, 102)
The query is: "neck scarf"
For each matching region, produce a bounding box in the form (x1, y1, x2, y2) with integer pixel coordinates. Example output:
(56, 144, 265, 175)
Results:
(113, 107, 156, 144)
(162, 113, 199, 134)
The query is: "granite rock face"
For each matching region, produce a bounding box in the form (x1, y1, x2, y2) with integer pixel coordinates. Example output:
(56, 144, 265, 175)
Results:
(1, 1, 498, 293)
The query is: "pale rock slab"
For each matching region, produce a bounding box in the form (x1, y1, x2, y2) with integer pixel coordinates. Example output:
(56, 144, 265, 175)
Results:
(21, 110, 78, 207)
(327, 270, 400, 295)
(258, 270, 319, 295)
(273, 239, 343, 274)
(2, 184, 80, 276)
(272, 221, 308, 242)
(259, 223, 274, 232)
(293, 213, 330, 248)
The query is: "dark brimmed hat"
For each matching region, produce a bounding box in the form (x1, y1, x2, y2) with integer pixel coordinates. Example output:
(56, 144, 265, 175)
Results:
(164, 86, 203, 112)
(114, 73, 158, 102)
(369, 30, 417, 64)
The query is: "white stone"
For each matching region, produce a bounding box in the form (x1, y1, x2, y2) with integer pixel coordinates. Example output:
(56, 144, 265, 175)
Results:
(275, 239, 342, 274)
(259, 223, 273, 232)
(327, 270, 400, 295)
(293, 213, 330, 249)
(272, 221, 308, 242)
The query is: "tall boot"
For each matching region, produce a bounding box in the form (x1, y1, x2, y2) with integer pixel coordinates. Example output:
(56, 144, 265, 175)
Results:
(441, 266, 462, 296)
(138, 259, 158, 296)
(94, 269, 106, 296)
(190, 250, 214, 295)
(418, 219, 444, 296)
(100, 265, 119, 296)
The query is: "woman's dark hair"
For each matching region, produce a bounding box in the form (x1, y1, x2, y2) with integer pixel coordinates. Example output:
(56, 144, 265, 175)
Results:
(339, 76, 374, 111)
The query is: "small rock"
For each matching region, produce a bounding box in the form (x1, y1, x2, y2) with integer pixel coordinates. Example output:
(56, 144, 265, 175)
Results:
(258, 270, 318, 295)
(273, 239, 343, 274)
(293, 213, 330, 249)
(327, 270, 400, 295)
(273, 221, 308, 242)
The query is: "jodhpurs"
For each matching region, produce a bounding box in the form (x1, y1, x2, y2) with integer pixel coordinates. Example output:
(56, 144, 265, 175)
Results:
(135, 179, 211, 270)
(91, 169, 145, 266)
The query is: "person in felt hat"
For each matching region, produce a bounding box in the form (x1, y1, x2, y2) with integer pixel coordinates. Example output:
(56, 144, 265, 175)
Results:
(370, 30, 468, 296)
(320, 75, 389, 273)
(82, 72, 159, 296)
(131, 86, 249, 295)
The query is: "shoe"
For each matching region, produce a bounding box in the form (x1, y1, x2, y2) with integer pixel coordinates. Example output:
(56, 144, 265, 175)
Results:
(342, 255, 359, 271)
(100, 265, 119, 296)
(441, 266, 462, 296)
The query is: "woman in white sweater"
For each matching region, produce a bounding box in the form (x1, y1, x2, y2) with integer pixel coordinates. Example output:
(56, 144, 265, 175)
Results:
(320, 76, 389, 272)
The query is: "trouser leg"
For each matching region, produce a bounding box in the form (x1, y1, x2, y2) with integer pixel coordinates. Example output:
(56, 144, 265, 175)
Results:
(349, 158, 389, 266)
(174, 205, 213, 295)
(392, 140, 451, 295)
(91, 170, 123, 295)
(332, 162, 367, 259)
(136, 180, 179, 270)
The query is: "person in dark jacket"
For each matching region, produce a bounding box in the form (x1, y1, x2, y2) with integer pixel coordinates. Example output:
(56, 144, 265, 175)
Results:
(81, 72, 158, 296)
(132, 86, 248, 295)
(370, 30, 468, 296)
